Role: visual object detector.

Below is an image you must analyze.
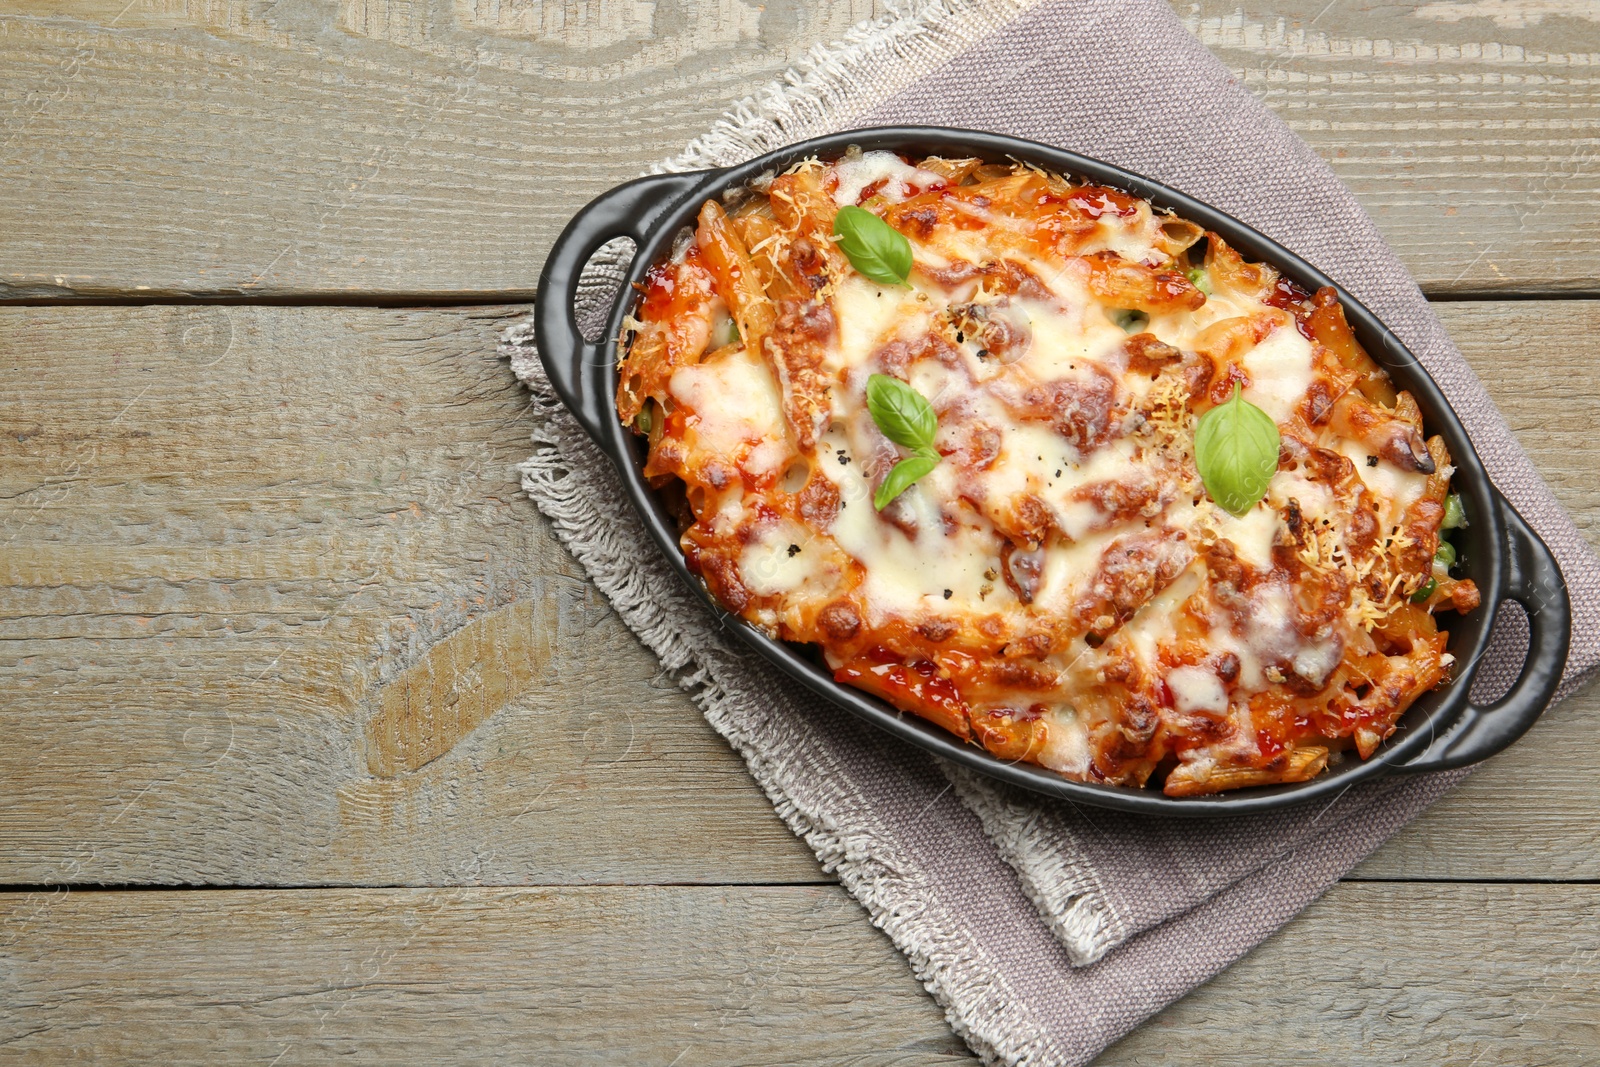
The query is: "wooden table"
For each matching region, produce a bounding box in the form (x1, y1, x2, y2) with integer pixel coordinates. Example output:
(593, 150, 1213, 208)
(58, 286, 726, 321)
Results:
(3, 1, 1597, 1062)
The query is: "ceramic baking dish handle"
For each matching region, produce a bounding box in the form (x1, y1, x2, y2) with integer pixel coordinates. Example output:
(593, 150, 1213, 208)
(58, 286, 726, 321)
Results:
(535, 171, 707, 441)
(1393, 494, 1570, 774)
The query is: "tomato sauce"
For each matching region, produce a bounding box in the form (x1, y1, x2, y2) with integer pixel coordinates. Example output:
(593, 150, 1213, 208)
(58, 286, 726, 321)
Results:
(1067, 185, 1141, 219)
(835, 648, 975, 741)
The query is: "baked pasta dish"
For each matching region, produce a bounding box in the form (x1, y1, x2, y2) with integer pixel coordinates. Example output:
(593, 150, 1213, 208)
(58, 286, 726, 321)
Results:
(615, 148, 1480, 796)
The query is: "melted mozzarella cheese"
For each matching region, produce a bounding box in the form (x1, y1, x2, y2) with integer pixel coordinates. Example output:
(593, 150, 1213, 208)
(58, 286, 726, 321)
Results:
(1239, 581, 1300, 685)
(1198, 501, 1282, 573)
(739, 520, 817, 597)
(1036, 707, 1090, 775)
(831, 151, 946, 206)
(1167, 666, 1230, 715)
(1340, 439, 1430, 532)
(1241, 323, 1315, 424)
(1269, 468, 1338, 525)
(828, 276, 925, 379)
(819, 432, 1000, 619)
(670, 347, 786, 454)
(1118, 565, 1201, 672)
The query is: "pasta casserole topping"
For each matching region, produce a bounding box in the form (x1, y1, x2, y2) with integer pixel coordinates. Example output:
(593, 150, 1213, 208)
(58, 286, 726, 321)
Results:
(616, 149, 1480, 795)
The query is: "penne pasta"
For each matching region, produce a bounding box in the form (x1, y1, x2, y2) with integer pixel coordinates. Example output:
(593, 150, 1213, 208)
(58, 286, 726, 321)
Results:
(1308, 286, 1397, 407)
(696, 200, 776, 353)
(1164, 746, 1329, 797)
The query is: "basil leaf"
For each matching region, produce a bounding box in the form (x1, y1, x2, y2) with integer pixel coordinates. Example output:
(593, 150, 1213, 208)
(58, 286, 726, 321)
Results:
(833, 205, 913, 286)
(865, 375, 941, 509)
(1194, 384, 1281, 517)
(874, 448, 940, 510)
(866, 373, 937, 452)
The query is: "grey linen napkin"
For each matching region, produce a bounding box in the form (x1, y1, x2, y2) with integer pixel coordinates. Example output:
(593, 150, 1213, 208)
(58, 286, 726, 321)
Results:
(502, 1, 1600, 1062)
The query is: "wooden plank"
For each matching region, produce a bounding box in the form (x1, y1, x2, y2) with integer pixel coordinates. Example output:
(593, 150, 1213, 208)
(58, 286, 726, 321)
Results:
(0, 0, 1595, 299)
(0, 885, 969, 1064)
(0, 882, 1596, 1064)
(0, 303, 821, 886)
(1105, 881, 1600, 1065)
(1, 301, 1597, 888)
(1185, 0, 1600, 296)
(0, 0, 887, 301)
(1437, 299, 1600, 548)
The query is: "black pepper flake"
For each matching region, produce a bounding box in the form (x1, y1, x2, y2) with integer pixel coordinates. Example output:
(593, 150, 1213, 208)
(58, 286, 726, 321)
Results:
(787, 544, 801, 557)
(955, 331, 965, 343)
(976, 349, 989, 361)
(943, 589, 953, 600)
(1055, 469, 1062, 478)
(838, 452, 849, 465)
(1366, 455, 1379, 467)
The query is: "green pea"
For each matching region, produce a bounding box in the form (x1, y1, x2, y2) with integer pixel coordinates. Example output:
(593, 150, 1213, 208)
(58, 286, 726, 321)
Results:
(1410, 576, 1438, 604)
(1435, 540, 1457, 569)
(1442, 493, 1467, 530)
(712, 316, 740, 348)
(1111, 309, 1150, 333)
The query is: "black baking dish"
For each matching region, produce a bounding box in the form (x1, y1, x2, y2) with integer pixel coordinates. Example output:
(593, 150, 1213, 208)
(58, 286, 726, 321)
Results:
(534, 126, 1570, 816)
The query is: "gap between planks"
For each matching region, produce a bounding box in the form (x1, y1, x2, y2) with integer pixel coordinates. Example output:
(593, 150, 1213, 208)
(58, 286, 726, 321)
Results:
(5, 875, 1600, 894)
(0, 290, 1598, 308)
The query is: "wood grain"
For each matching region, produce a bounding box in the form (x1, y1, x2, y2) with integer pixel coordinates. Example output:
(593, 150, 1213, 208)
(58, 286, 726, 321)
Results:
(1186, 0, 1600, 296)
(1104, 881, 1600, 1065)
(1, 299, 1597, 888)
(0, 303, 821, 886)
(0, 0, 886, 301)
(0, 0, 1594, 299)
(1, 882, 1596, 1065)
(1439, 298, 1600, 546)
